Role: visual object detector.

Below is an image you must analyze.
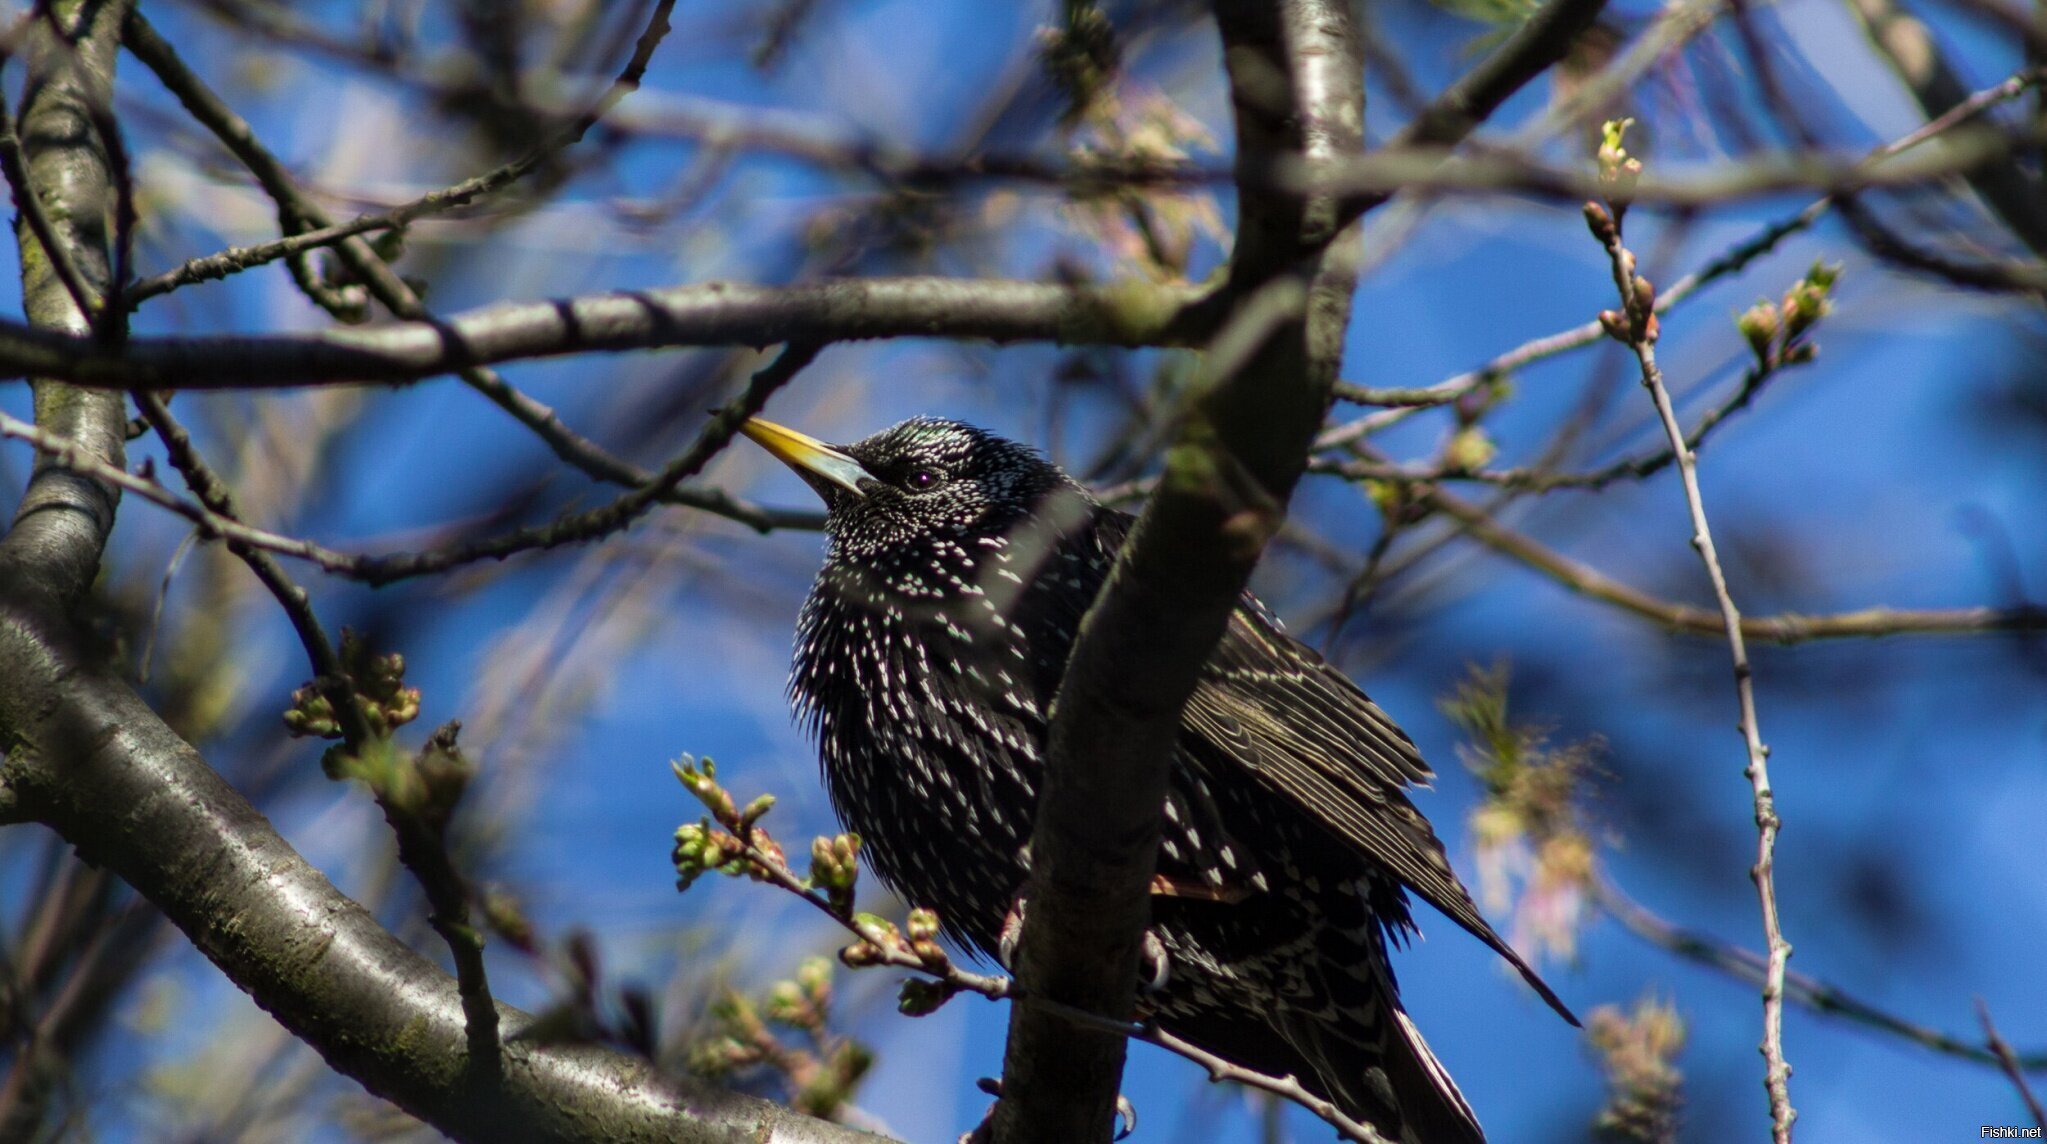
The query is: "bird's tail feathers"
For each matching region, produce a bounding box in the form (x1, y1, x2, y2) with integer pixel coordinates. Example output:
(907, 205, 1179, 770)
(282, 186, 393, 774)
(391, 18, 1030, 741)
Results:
(1280, 997, 1485, 1144)
(1380, 1003, 1486, 1144)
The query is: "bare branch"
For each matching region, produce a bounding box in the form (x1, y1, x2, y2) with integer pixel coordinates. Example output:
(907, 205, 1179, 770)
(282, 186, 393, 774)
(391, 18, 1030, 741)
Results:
(1345, 0, 1610, 220)
(120, 3, 777, 546)
(1421, 480, 2047, 640)
(672, 764, 1392, 1143)
(0, 277, 1212, 390)
(0, 612, 889, 1143)
(1597, 881, 2047, 1073)
(1978, 1000, 2047, 1129)
(1304, 122, 2047, 212)
(1318, 66, 2043, 449)
(1845, 0, 2047, 254)
(0, 343, 822, 587)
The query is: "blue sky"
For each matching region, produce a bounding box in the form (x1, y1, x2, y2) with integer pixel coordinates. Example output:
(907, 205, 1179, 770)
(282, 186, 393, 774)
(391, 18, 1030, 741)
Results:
(4, 0, 2044, 1140)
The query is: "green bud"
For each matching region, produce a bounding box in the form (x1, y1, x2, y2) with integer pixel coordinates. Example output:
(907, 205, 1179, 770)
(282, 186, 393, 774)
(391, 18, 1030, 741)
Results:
(796, 957, 833, 1002)
(897, 978, 960, 1017)
(1443, 427, 1496, 473)
(1736, 299, 1780, 365)
(1595, 119, 1641, 201)
(850, 914, 902, 953)
(911, 939, 949, 972)
(839, 941, 885, 969)
(765, 980, 808, 1024)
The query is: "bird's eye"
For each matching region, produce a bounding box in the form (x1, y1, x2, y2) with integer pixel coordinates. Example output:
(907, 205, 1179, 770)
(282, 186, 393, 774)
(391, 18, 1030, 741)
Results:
(906, 468, 939, 490)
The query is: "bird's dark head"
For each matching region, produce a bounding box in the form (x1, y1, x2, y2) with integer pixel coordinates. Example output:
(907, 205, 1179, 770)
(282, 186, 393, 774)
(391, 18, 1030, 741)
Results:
(741, 416, 1090, 577)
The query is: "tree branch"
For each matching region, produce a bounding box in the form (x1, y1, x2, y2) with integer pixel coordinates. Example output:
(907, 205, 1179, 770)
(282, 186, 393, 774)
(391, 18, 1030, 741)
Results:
(0, 277, 1212, 390)
(1844, 0, 2047, 255)
(1343, 0, 1609, 220)
(0, 607, 888, 1144)
(1978, 1000, 2047, 1129)
(990, 3, 1366, 1140)
(1586, 190, 1796, 1141)
(0, 10, 877, 1140)
(0, 0, 129, 606)
(1316, 65, 2043, 450)
(1595, 881, 2047, 1074)
(1410, 480, 2047, 642)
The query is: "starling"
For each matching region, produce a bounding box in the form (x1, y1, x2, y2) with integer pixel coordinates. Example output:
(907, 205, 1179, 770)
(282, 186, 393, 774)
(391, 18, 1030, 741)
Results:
(742, 415, 1574, 1144)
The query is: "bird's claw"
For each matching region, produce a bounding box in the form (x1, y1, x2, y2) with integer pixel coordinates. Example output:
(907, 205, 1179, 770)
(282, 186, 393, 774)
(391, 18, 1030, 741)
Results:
(1139, 929, 1170, 994)
(1002, 895, 1168, 996)
(998, 896, 1027, 971)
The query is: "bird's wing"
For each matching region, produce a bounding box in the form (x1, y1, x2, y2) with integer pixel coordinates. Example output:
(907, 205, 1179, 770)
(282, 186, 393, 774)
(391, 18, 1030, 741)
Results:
(1182, 603, 1576, 1023)
(1077, 507, 1571, 1021)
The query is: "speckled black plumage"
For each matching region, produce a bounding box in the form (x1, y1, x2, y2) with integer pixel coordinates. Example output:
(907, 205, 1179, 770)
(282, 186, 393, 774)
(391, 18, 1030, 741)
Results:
(753, 416, 1573, 1144)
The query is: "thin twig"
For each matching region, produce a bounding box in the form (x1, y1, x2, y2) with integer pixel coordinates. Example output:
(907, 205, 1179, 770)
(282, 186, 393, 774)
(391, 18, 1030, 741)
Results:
(1978, 1000, 2047, 1129)
(1359, 476, 2047, 642)
(0, 404, 396, 571)
(119, 5, 795, 542)
(1321, 351, 1788, 491)
(1139, 1022, 1392, 1144)
(131, 390, 503, 1061)
(1, 345, 821, 582)
(678, 773, 1391, 1144)
(332, 341, 821, 585)
(1596, 880, 2047, 1072)
(125, 2, 677, 307)
(136, 528, 199, 685)
(1588, 192, 1795, 1142)
(1315, 67, 2045, 451)
(124, 212, 404, 305)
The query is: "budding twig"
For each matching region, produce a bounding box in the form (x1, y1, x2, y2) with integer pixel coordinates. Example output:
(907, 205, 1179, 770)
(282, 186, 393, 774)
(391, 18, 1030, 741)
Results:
(1587, 120, 1796, 1144)
(669, 758, 1395, 1143)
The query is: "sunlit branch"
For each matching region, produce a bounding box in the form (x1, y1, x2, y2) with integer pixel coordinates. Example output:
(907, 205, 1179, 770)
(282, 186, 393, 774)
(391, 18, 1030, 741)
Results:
(0, 277, 1213, 390)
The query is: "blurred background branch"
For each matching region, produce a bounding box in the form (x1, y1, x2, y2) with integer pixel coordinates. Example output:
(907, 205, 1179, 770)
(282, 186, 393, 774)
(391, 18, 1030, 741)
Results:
(2, 0, 2044, 1140)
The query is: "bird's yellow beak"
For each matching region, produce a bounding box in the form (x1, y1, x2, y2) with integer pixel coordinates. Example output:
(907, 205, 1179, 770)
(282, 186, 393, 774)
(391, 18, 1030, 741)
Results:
(739, 417, 871, 500)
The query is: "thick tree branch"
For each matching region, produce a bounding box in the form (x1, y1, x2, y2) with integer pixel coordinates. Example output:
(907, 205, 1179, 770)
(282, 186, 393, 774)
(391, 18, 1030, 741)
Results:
(0, 0, 129, 606)
(0, 277, 1212, 389)
(0, 607, 887, 1144)
(990, 3, 1365, 1140)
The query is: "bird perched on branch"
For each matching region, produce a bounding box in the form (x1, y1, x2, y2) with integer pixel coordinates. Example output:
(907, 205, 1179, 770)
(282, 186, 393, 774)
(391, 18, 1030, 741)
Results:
(742, 415, 1574, 1144)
